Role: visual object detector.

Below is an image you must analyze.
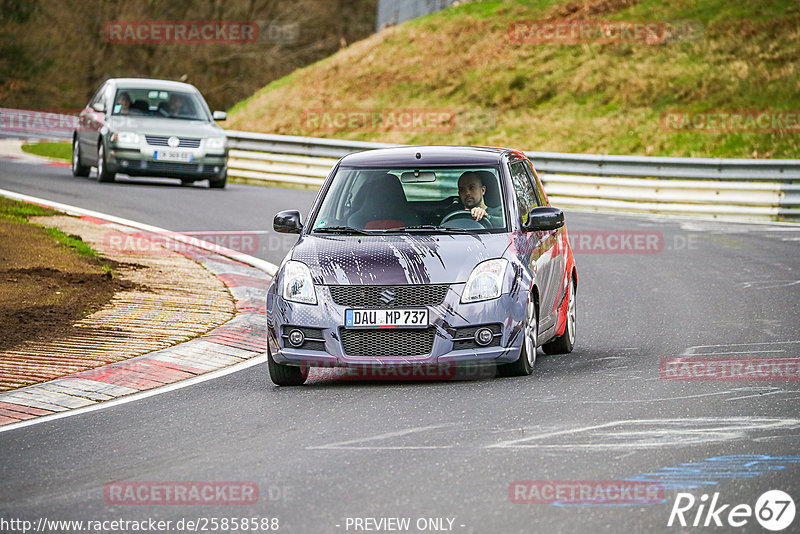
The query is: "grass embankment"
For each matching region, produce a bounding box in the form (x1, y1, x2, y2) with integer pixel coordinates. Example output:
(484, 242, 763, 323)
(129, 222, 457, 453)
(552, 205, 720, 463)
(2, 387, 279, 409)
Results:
(0, 198, 114, 351)
(21, 141, 71, 161)
(227, 0, 800, 158)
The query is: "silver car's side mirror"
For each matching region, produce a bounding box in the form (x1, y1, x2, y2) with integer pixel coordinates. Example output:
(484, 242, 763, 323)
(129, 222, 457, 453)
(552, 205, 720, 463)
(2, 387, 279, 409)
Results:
(92, 102, 105, 113)
(212, 111, 227, 121)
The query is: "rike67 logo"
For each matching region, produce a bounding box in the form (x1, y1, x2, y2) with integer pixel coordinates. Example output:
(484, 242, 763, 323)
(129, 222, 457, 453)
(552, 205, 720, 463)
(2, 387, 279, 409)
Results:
(668, 490, 795, 531)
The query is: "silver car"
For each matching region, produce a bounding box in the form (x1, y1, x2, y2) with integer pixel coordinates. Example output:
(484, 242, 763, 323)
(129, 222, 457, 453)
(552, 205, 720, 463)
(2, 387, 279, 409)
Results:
(72, 78, 229, 188)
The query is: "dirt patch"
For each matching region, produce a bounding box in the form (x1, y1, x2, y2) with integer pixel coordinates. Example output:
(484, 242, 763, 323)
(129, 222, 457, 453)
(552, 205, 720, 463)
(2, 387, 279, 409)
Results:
(0, 216, 132, 352)
(549, 0, 640, 19)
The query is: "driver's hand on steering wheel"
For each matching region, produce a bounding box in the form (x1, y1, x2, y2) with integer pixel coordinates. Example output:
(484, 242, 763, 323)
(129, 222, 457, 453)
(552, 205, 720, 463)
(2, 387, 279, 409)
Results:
(470, 207, 488, 221)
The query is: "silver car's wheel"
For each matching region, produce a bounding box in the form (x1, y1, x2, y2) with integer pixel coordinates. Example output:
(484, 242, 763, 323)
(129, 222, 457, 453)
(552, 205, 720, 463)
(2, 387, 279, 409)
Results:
(72, 138, 89, 177)
(96, 143, 115, 183)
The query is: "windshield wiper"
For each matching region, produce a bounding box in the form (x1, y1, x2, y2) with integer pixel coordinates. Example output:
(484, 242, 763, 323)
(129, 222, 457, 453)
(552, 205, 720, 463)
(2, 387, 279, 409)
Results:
(393, 225, 471, 233)
(313, 225, 372, 235)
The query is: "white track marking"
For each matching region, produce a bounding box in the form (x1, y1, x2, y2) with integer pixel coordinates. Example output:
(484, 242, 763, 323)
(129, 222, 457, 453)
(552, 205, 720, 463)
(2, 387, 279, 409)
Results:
(0, 355, 268, 434)
(486, 417, 800, 450)
(307, 424, 457, 450)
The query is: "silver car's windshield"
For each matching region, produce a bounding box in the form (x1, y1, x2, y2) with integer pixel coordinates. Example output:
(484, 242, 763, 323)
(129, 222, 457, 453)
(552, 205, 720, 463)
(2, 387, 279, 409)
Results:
(311, 166, 507, 233)
(112, 88, 209, 121)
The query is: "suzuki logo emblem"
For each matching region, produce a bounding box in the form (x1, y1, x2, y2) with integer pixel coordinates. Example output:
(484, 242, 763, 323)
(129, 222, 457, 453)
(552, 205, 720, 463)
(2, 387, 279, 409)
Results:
(379, 288, 396, 304)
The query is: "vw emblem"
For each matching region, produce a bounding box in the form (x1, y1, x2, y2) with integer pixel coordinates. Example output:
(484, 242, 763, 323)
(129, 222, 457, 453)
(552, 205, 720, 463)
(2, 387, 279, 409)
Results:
(379, 288, 396, 304)
(167, 136, 180, 148)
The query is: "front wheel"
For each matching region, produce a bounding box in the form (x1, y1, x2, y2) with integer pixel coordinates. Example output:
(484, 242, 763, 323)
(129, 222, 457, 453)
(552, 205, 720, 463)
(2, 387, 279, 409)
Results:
(96, 143, 115, 183)
(72, 138, 90, 177)
(542, 278, 576, 355)
(498, 294, 537, 377)
(209, 170, 227, 189)
(268, 347, 308, 386)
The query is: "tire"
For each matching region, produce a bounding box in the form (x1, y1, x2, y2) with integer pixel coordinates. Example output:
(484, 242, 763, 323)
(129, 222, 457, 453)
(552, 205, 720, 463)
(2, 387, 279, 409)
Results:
(96, 143, 115, 183)
(268, 346, 308, 386)
(542, 278, 576, 355)
(209, 170, 227, 189)
(72, 137, 90, 177)
(498, 293, 537, 377)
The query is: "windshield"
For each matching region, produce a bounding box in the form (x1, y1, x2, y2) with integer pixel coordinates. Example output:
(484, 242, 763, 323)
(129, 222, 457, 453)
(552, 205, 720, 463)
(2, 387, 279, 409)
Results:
(112, 88, 209, 121)
(310, 166, 507, 233)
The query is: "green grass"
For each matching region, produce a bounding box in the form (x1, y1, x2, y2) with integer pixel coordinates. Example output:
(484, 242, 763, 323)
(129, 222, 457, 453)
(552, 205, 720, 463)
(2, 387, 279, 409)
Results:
(44, 227, 98, 259)
(226, 0, 800, 158)
(21, 141, 71, 161)
(0, 197, 107, 264)
(0, 197, 59, 222)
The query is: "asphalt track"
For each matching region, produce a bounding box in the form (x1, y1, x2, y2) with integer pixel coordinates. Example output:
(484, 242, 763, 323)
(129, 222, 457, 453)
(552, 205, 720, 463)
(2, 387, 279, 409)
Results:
(1, 159, 800, 533)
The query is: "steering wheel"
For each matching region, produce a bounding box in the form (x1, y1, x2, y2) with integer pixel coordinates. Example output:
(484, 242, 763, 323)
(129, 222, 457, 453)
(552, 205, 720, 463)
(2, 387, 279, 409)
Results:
(440, 209, 492, 229)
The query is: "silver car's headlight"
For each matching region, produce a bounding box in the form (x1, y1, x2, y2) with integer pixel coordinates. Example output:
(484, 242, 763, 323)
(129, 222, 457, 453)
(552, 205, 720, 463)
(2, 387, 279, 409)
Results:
(110, 131, 139, 144)
(282, 260, 317, 304)
(206, 137, 226, 150)
(460, 259, 508, 303)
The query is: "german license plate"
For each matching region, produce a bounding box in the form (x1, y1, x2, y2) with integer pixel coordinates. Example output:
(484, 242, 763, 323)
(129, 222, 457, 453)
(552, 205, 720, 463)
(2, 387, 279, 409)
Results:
(154, 150, 193, 162)
(345, 308, 428, 328)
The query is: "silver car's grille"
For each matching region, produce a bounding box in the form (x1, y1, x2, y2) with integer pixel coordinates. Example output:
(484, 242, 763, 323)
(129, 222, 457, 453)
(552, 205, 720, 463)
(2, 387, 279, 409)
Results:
(145, 135, 201, 148)
(329, 285, 448, 308)
(340, 328, 435, 357)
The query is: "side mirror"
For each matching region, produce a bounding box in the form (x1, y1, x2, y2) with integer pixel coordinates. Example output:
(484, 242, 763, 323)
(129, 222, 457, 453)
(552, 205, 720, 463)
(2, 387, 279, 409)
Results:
(212, 111, 227, 121)
(523, 206, 564, 231)
(92, 102, 105, 113)
(274, 210, 303, 234)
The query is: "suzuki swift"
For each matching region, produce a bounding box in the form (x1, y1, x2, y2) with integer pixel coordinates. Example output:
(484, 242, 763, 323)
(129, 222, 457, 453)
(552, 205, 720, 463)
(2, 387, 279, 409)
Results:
(266, 146, 577, 385)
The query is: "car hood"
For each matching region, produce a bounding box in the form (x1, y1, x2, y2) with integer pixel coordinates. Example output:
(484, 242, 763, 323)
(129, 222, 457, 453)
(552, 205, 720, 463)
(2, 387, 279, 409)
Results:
(291, 233, 511, 285)
(108, 116, 223, 137)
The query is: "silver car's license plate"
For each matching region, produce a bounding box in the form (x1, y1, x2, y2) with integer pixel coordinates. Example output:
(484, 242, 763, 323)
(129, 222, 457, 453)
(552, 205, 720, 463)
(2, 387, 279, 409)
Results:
(345, 308, 428, 328)
(154, 150, 193, 163)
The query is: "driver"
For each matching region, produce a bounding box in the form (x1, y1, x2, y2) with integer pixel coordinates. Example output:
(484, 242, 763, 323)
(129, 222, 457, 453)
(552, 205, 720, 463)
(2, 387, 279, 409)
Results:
(457, 171, 501, 225)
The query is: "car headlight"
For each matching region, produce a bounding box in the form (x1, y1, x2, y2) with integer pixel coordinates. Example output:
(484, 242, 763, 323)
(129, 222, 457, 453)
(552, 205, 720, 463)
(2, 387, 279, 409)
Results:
(206, 137, 226, 150)
(282, 260, 317, 304)
(110, 131, 139, 144)
(460, 259, 508, 303)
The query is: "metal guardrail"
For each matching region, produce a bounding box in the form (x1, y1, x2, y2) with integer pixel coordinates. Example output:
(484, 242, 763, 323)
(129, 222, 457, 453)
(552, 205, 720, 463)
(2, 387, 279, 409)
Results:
(225, 130, 800, 221)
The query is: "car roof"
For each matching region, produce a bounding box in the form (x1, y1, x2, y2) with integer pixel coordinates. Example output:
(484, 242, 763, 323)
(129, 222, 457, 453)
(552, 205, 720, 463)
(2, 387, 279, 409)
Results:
(107, 78, 199, 92)
(339, 146, 518, 167)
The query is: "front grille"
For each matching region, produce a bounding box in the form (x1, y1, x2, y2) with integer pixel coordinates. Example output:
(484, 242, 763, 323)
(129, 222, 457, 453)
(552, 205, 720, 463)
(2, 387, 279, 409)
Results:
(329, 285, 448, 308)
(145, 135, 201, 148)
(340, 328, 435, 357)
(453, 324, 502, 350)
(147, 161, 199, 173)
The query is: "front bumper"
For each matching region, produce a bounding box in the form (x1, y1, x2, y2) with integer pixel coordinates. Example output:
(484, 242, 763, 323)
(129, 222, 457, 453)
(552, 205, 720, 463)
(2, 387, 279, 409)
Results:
(266, 283, 528, 368)
(107, 144, 227, 180)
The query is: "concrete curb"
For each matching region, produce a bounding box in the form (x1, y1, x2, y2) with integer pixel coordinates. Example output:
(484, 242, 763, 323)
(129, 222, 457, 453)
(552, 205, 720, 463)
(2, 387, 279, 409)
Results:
(0, 194, 276, 429)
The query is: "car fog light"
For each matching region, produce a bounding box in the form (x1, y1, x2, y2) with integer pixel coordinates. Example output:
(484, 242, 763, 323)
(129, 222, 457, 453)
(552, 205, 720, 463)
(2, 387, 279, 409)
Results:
(475, 327, 494, 346)
(288, 329, 305, 347)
